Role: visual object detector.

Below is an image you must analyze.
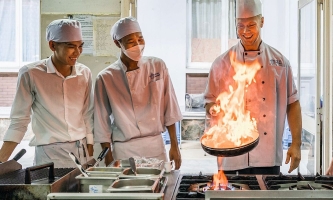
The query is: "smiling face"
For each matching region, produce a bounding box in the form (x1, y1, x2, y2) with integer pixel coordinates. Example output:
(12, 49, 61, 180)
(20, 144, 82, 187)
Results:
(236, 15, 264, 51)
(49, 41, 84, 68)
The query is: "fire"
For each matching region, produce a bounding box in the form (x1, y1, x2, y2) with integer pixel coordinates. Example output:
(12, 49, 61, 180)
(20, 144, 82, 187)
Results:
(207, 168, 229, 190)
(202, 51, 260, 148)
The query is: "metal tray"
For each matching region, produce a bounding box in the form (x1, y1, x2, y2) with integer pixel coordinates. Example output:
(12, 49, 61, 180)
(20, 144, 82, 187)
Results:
(75, 173, 118, 193)
(119, 167, 164, 179)
(86, 167, 123, 175)
(109, 159, 163, 169)
(109, 159, 130, 168)
(107, 178, 160, 193)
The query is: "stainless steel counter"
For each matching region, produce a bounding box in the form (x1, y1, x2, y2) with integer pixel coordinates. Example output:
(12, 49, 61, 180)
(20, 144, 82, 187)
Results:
(47, 170, 181, 200)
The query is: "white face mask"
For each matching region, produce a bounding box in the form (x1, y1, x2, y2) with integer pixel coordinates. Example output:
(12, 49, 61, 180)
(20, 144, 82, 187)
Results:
(120, 44, 145, 61)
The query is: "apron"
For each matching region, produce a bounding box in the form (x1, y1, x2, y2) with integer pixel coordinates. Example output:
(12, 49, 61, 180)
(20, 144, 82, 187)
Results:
(112, 134, 167, 161)
(34, 138, 92, 168)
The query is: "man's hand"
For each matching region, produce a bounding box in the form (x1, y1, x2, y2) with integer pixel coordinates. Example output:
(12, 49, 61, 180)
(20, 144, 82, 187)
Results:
(0, 141, 18, 163)
(169, 145, 181, 169)
(326, 158, 333, 175)
(87, 144, 94, 157)
(286, 101, 302, 173)
(100, 143, 113, 166)
(285, 143, 301, 173)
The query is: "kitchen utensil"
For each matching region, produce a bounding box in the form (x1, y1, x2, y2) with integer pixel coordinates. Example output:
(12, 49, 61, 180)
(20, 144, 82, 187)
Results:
(164, 161, 174, 173)
(129, 157, 137, 176)
(92, 147, 109, 167)
(0, 149, 26, 176)
(200, 136, 259, 157)
(63, 148, 89, 177)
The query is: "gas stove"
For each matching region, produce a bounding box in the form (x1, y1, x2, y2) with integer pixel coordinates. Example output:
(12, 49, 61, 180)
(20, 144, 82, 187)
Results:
(172, 172, 333, 200)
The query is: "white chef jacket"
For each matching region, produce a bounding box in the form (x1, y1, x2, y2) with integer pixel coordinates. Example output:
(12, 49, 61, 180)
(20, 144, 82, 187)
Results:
(94, 56, 182, 160)
(4, 57, 94, 146)
(204, 41, 299, 170)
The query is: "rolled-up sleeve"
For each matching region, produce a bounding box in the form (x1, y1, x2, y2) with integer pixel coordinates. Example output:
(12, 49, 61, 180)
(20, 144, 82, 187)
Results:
(4, 67, 34, 143)
(82, 71, 94, 144)
(162, 66, 182, 126)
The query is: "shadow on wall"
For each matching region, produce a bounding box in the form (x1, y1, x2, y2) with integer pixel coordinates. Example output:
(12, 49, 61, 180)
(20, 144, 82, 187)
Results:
(0, 119, 33, 141)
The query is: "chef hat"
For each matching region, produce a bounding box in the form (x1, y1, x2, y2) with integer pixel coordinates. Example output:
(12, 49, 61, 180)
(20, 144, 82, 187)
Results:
(46, 19, 83, 42)
(110, 17, 142, 40)
(236, 0, 262, 19)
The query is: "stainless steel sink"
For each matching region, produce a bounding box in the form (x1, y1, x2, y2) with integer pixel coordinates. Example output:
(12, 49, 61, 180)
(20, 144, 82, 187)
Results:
(120, 167, 164, 179)
(107, 178, 159, 193)
(76, 173, 118, 193)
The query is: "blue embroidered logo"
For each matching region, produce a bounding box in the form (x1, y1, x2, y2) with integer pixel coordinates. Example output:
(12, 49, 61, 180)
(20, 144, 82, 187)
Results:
(269, 59, 283, 66)
(149, 73, 160, 81)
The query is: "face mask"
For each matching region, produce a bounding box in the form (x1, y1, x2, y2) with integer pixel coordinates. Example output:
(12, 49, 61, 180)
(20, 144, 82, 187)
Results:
(120, 44, 145, 61)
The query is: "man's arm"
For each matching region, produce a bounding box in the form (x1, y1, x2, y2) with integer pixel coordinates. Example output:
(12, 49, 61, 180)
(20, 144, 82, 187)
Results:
(326, 158, 333, 175)
(0, 141, 18, 162)
(285, 100, 302, 173)
(83, 70, 94, 156)
(167, 123, 181, 169)
(101, 142, 114, 166)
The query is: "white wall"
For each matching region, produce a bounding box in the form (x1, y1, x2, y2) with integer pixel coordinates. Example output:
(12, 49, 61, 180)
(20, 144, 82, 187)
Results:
(261, 0, 299, 73)
(137, 0, 187, 107)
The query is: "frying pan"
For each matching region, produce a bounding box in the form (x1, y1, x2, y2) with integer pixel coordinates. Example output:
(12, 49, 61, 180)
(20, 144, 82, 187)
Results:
(200, 136, 259, 157)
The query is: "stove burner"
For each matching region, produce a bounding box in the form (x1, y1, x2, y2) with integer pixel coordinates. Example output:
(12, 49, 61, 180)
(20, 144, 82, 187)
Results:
(176, 172, 260, 199)
(264, 172, 333, 191)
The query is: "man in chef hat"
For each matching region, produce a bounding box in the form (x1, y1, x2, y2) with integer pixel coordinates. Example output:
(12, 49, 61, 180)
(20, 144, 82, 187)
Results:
(0, 19, 94, 168)
(93, 17, 182, 169)
(204, 0, 302, 174)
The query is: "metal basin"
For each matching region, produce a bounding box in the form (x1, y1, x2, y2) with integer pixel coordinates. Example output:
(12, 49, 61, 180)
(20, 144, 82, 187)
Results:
(86, 167, 123, 175)
(200, 136, 259, 157)
(120, 168, 164, 179)
(75, 173, 118, 193)
(107, 178, 159, 193)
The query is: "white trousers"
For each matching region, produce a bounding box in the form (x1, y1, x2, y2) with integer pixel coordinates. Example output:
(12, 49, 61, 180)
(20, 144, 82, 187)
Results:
(34, 138, 93, 168)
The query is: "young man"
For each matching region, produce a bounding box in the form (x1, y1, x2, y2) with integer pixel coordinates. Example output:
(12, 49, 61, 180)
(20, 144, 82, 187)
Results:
(94, 17, 182, 169)
(0, 19, 94, 168)
(204, 0, 302, 174)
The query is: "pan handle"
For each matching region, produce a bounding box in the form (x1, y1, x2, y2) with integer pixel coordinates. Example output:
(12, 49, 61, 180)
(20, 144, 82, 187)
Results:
(25, 162, 55, 184)
(13, 149, 26, 161)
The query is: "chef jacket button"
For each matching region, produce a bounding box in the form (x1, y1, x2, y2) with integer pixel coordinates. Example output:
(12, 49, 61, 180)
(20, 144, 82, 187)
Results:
(261, 66, 263, 68)
(264, 132, 267, 135)
(263, 98, 265, 101)
(245, 53, 248, 55)
(262, 81, 265, 84)
(258, 52, 260, 55)
(263, 114, 266, 117)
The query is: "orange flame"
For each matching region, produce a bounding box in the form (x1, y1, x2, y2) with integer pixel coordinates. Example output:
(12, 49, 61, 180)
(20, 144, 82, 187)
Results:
(202, 51, 260, 148)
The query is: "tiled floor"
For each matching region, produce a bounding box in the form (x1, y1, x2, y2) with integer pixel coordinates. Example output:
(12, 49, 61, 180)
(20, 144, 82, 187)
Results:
(1, 140, 312, 175)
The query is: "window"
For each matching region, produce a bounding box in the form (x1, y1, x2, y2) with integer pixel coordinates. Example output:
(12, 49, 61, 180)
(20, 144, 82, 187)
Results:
(187, 0, 237, 68)
(0, 0, 40, 72)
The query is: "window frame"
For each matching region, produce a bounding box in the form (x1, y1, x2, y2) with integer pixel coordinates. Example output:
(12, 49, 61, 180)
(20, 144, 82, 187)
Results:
(0, 0, 40, 72)
(186, 0, 230, 70)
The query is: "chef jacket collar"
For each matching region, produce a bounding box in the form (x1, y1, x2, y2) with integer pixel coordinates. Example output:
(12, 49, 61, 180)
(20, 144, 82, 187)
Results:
(117, 57, 142, 73)
(238, 40, 263, 54)
(46, 56, 82, 77)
